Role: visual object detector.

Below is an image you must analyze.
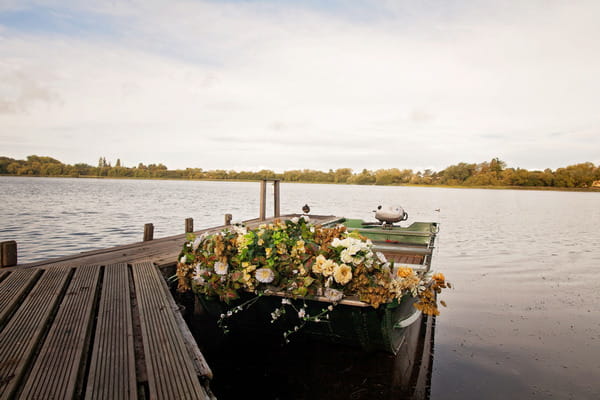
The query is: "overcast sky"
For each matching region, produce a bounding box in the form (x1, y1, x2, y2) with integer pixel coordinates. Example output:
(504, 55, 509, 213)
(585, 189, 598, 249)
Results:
(1, 0, 599, 172)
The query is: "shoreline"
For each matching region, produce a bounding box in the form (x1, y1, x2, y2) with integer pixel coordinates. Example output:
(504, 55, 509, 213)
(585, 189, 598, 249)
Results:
(2, 174, 599, 193)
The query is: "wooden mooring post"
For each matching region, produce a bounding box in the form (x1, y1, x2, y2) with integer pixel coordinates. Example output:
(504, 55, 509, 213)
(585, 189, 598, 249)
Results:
(274, 179, 281, 218)
(259, 179, 281, 221)
(185, 218, 194, 233)
(143, 223, 154, 241)
(259, 180, 267, 221)
(0, 240, 17, 267)
(224, 214, 232, 225)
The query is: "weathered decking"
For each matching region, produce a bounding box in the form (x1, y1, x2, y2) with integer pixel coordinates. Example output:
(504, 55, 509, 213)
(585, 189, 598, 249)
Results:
(0, 260, 214, 399)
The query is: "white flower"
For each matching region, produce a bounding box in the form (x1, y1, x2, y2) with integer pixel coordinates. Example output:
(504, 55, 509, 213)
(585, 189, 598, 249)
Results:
(331, 238, 341, 247)
(352, 256, 364, 266)
(376, 252, 387, 263)
(298, 308, 306, 318)
(180, 256, 187, 264)
(301, 215, 310, 222)
(193, 264, 206, 284)
(255, 267, 275, 283)
(291, 217, 299, 224)
(340, 249, 354, 264)
(324, 288, 343, 302)
(282, 298, 292, 305)
(327, 305, 334, 311)
(214, 261, 229, 275)
(233, 225, 247, 235)
(192, 236, 203, 251)
(347, 244, 362, 256)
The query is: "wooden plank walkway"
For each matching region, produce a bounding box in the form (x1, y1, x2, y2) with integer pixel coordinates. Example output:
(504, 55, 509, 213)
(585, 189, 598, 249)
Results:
(0, 262, 214, 399)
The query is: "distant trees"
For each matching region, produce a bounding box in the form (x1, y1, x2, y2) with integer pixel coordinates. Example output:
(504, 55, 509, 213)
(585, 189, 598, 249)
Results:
(1, 155, 599, 189)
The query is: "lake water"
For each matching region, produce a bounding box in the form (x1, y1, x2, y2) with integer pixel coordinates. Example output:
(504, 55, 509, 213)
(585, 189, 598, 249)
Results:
(1, 176, 599, 399)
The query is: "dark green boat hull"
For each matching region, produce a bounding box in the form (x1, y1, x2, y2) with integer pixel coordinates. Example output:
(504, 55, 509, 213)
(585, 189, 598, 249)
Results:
(197, 293, 420, 354)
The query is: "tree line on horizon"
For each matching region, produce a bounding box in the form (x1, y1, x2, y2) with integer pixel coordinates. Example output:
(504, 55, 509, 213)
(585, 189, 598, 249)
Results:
(1, 155, 599, 189)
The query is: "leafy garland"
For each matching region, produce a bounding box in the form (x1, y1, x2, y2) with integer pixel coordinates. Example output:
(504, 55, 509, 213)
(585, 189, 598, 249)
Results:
(176, 217, 448, 321)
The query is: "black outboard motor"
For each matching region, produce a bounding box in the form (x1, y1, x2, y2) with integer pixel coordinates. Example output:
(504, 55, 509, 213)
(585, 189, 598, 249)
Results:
(375, 205, 408, 227)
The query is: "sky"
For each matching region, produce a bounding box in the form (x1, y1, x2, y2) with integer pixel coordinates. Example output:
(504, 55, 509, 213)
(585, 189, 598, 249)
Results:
(1, 0, 599, 172)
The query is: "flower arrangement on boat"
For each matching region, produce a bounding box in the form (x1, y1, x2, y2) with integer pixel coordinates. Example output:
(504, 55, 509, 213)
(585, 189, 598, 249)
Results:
(176, 216, 449, 317)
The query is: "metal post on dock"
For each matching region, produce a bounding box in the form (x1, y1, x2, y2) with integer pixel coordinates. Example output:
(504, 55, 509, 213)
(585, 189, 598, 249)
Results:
(143, 223, 154, 241)
(274, 180, 281, 218)
(185, 218, 194, 233)
(224, 214, 232, 225)
(259, 180, 267, 221)
(0, 240, 17, 267)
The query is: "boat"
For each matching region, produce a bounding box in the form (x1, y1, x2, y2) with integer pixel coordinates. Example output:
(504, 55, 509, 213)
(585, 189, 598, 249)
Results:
(176, 182, 445, 354)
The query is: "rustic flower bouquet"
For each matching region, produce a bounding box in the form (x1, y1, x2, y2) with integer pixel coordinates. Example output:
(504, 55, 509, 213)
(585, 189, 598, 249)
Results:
(176, 217, 448, 337)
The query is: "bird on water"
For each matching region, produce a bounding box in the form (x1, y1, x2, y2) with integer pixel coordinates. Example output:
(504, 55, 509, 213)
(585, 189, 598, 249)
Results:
(302, 204, 310, 214)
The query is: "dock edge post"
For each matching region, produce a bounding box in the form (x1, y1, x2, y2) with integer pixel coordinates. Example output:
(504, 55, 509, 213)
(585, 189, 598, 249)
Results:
(143, 223, 154, 241)
(185, 218, 194, 233)
(273, 180, 281, 218)
(224, 214, 232, 226)
(0, 241, 17, 267)
(259, 180, 267, 221)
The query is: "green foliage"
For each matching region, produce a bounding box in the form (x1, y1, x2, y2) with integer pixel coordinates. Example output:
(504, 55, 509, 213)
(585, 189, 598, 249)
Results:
(1, 155, 598, 189)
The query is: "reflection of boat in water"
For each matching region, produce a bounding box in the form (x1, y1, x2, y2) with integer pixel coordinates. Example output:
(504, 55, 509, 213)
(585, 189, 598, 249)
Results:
(186, 306, 436, 400)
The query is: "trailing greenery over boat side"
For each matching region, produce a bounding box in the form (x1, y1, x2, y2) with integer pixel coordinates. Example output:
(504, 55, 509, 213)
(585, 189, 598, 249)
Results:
(1, 155, 600, 189)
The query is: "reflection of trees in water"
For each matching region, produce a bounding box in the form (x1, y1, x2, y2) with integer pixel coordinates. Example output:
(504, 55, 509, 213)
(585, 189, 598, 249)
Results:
(189, 311, 435, 400)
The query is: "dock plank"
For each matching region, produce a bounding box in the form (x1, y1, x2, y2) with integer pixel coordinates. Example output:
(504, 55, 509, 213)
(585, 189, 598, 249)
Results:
(132, 261, 209, 399)
(0, 267, 71, 399)
(19, 265, 101, 399)
(85, 263, 137, 400)
(0, 268, 40, 327)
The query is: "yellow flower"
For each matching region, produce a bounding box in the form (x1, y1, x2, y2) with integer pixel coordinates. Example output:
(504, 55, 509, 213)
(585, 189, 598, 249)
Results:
(322, 259, 335, 277)
(277, 242, 287, 255)
(333, 263, 352, 285)
(433, 272, 445, 282)
(397, 267, 414, 278)
(244, 264, 257, 273)
(265, 247, 273, 257)
(312, 255, 327, 274)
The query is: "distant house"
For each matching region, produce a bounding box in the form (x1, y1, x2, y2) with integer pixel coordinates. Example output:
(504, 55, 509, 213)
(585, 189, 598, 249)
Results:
(593, 180, 600, 187)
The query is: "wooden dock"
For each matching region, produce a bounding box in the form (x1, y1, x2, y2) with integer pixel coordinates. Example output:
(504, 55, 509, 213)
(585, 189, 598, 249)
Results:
(0, 213, 341, 399)
(0, 260, 214, 399)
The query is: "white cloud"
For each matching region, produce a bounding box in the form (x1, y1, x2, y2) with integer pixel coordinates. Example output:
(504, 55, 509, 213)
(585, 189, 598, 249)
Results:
(1, 0, 599, 171)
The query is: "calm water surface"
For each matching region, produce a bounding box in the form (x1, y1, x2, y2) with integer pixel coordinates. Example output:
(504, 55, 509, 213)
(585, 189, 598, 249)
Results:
(1, 176, 599, 399)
